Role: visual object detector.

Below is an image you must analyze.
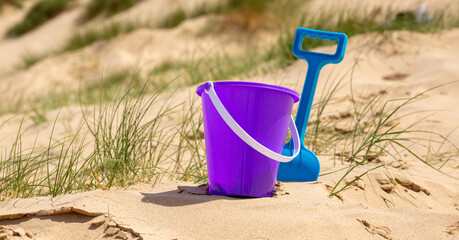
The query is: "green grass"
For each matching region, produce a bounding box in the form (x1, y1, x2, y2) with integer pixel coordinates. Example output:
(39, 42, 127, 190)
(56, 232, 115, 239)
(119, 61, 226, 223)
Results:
(80, 82, 177, 189)
(172, 97, 207, 182)
(150, 48, 279, 87)
(80, 70, 142, 103)
(0, 80, 179, 199)
(70, 2, 222, 52)
(158, 9, 187, 29)
(85, 0, 141, 20)
(0, 116, 87, 199)
(65, 21, 140, 51)
(43, 70, 143, 108)
(0, 74, 213, 199)
(0, 84, 209, 201)
(305, 76, 459, 196)
(156, 0, 274, 29)
(153, 55, 459, 190)
(69, 0, 274, 52)
(20, 52, 49, 70)
(6, 0, 71, 37)
(1, 71, 457, 200)
(147, 29, 340, 88)
(0, 70, 143, 116)
(68, 2, 217, 52)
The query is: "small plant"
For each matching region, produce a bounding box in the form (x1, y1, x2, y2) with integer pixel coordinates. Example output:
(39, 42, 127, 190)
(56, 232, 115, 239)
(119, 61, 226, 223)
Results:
(304, 76, 459, 196)
(158, 9, 187, 29)
(80, 81, 178, 188)
(30, 107, 48, 125)
(157, 3, 223, 29)
(151, 48, 282, 88)
(80, 70, 142, 105)
(0, 115, 87, 198)
(6, 0, 71, 37)
(0, 70, 141, 115)
(20, 52, 48, 70)
(0, 75, 179, 199)
(85, 0, 141, 20)
(69, 3, 221, 51)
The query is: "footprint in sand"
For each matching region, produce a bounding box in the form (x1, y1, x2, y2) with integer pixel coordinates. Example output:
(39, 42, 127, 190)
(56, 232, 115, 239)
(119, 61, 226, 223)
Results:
(383, 73, 409, 81)
(357, 219, 393, 240)
(343, 177, 365, 191)
(395, 177, 430, 195)
(372, 174, 394, 193)
(324, 184, 344, 201)
(373, 174, 430, 196)
(376, 177, 394, 193)
(0, 226, 34, 239)
(389, 160, 407, 169)
(445, 221, 459, 236)
(89, 216, 137, 239)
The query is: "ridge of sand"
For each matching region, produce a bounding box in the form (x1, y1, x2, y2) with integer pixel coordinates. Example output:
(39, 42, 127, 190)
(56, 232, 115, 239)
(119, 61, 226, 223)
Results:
(0, 175, 457, 239)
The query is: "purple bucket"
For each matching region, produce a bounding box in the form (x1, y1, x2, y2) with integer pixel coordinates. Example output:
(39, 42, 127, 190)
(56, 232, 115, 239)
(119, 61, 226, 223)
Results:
(196, 81, 300, 197)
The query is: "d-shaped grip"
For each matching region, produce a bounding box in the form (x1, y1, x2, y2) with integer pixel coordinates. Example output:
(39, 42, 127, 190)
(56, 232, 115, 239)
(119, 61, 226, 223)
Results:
(292, 27, 348, 65)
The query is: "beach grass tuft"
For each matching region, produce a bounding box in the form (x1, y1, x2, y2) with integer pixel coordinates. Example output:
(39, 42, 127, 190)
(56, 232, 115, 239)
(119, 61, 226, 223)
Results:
(158, 9, 187, 29)
(6, 0, 71, 37)
(65, 21, 139, 51)
(85, 0, 141, 20)
(0, 77, 179, 199)
(20, 52, 49, 70)
(307, 76, 459, 196)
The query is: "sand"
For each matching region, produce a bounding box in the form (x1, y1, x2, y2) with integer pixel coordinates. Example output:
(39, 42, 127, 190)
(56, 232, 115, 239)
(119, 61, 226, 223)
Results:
(0, 178, 457, 239)
(0, 0, 458, 239)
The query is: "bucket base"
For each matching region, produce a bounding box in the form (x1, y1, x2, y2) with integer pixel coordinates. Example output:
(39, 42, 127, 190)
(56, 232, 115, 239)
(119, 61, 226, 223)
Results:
(209, 183, 274, 198)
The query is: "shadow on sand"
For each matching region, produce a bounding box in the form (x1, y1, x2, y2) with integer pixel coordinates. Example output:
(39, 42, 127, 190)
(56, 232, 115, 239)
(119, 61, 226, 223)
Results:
(140, 184, 254, 207)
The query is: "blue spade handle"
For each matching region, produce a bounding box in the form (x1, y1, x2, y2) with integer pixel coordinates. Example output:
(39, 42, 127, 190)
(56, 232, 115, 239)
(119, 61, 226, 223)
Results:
(292, 28, 348, 144)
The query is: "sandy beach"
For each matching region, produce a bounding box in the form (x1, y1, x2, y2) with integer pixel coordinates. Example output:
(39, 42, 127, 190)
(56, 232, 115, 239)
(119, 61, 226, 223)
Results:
(0, 0, 458, 239)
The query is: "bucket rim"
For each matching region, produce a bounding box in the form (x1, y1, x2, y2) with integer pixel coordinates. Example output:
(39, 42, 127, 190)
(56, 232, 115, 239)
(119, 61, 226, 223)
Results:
(196, 81, 300, 102)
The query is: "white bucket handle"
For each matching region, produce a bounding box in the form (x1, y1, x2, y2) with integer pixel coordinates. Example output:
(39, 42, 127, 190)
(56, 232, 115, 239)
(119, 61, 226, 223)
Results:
(204, 81, 300, 163)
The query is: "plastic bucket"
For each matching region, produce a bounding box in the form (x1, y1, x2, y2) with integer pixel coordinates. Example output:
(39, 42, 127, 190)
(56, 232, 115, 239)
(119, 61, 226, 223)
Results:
(196, 81, 300, 197)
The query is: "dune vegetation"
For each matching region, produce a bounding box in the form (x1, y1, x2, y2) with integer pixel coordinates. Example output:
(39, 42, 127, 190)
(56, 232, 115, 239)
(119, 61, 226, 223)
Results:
(85, 0, 141, 18)
(6, 0, 71, 37)
(0, 0, 458, 201)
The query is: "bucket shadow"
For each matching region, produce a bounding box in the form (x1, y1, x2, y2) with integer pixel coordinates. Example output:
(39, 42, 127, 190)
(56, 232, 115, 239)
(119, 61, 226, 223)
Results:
(140, 184, 254, 207)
